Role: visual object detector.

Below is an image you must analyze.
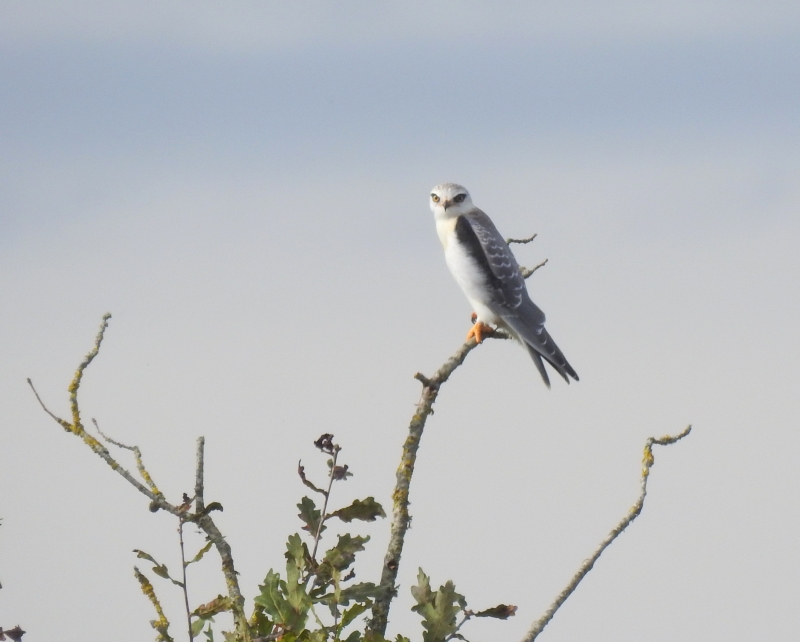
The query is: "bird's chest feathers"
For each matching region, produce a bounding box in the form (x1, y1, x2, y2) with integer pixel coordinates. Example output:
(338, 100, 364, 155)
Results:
(438, 219, 492, 299)
(435, 217, 458, 251)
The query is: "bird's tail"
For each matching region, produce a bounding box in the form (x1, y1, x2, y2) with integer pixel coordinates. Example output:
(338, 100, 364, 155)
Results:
(527, 326, 579, 385)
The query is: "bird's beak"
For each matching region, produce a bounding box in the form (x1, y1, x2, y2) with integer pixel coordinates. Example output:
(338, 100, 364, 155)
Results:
(443, 200, 451, 210)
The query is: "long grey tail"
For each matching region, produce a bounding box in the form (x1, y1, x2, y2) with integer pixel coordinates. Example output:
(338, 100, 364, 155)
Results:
(530, 326, 579, 384)
(501, 300, 579, 387)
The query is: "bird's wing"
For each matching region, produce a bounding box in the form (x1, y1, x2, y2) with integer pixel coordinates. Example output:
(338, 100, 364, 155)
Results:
(459, 209, 579, 384)
(457, 209, 541, 318)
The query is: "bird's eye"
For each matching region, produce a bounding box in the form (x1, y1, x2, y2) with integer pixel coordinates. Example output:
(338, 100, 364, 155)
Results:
(454, 193, 466, 203)
(431, 194, 440, 203)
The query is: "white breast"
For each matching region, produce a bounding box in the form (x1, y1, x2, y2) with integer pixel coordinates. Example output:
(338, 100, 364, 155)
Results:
(437, 217, 500, 325)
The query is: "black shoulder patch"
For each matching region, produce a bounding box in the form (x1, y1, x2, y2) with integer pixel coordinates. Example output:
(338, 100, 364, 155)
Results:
(454, 215, 504, 294)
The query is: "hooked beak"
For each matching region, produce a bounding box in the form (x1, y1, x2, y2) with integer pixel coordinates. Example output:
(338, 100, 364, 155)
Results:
(442, 199, 452, 210)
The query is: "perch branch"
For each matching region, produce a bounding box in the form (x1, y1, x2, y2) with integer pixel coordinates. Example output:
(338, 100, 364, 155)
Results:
(368, 241, 547, 635)
(521, 425, 693, 642)
(368, 330, 510, 635)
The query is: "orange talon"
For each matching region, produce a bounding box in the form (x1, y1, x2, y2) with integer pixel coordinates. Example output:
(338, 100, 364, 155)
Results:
(466, 321, 494, 344)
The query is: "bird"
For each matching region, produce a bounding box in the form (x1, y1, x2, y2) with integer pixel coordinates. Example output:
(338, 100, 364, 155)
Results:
(430, 182, 578, 387)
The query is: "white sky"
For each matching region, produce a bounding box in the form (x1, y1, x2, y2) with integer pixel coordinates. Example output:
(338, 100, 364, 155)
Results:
(1, 3, 799, 642)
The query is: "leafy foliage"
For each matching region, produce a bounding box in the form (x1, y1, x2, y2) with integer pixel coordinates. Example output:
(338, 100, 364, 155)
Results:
(411, 569, 466, 642)
(410, 569, 517, 642)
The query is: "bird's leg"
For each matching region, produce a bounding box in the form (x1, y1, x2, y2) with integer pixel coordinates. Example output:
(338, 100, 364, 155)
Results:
(467, 318, 494, 344)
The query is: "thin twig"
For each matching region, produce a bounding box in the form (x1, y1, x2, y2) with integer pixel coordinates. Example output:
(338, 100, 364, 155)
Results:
(179, 520, 193, 641)
(521, 425, 693, 642)
(195, 437, 206, 514)
(444, 611, 473, 641)
(520, 259, 548, 279)
(311, 446, 340, 561)
(27, 378, 178, 515)
(507, 234, 538, 245)
(92, 418, 163, 496)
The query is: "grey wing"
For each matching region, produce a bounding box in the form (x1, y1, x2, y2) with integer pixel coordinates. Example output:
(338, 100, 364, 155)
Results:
(465, 209, 579, 385)
(464, 209, 540, 317)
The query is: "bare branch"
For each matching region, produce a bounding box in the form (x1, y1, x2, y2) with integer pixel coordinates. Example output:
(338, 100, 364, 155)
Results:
(30, 316, 251, 641)
(507, 234, 538, 245)
(28, 377, 178, 515)
(520, 259, 548, 279)
(521, 425, 693, 642)
(178, 521, 193, 642)
(191, 437, 250, 641)
(68, 312, 111, 436)
(369, 332, 504, 635)
(92, 418, 163, 496)
(195, 437, 206, 514)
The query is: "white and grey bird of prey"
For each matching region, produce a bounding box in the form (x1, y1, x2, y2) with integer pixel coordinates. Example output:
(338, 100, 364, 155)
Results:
(430, 183, 578, 387)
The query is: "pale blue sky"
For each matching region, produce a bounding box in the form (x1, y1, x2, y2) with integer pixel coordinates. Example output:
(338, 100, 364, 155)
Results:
(1, 3, 799, 641)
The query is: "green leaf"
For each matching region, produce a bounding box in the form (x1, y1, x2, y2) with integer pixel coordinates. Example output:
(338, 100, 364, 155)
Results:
(297, 496, 324, 535)
(316, 582, 380, 608)
(474, 604, 517, 619)
(133, 549, 160, 565)
(253, 569, 310, 632)
(410, 569, 466, 642)
(328, 498, 386, 523)
(191, 618, 206, 638)
(337, 582, 380, 605)
(285, 533, 311, 572)
(188, 541, 214, 565)
(133, 549, 184, 587)
(249, 605, 275, 637)
(203, 625, 215, 642)
(324, 534, 369, 570)
(151, 564, 184, 587)
(339, 600, 371, 629)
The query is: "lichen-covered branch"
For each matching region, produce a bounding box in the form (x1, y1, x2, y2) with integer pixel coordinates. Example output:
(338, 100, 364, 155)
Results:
(369, 243, 543, 636)
(368, 331, 511, 635)
(521, 425, 693, 642)
(92, 418, 163, 497)
(135, 566, 174, 642)
(28, 371, 178, 516)
(29, 315, 251, 641)
(192, 438, 250, 641)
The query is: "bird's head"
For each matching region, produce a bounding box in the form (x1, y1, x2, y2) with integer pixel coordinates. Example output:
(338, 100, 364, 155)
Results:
(429, 183, 473, 220)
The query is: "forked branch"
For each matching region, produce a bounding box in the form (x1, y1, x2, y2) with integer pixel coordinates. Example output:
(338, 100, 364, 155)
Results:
(28, 315, 250, 641)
